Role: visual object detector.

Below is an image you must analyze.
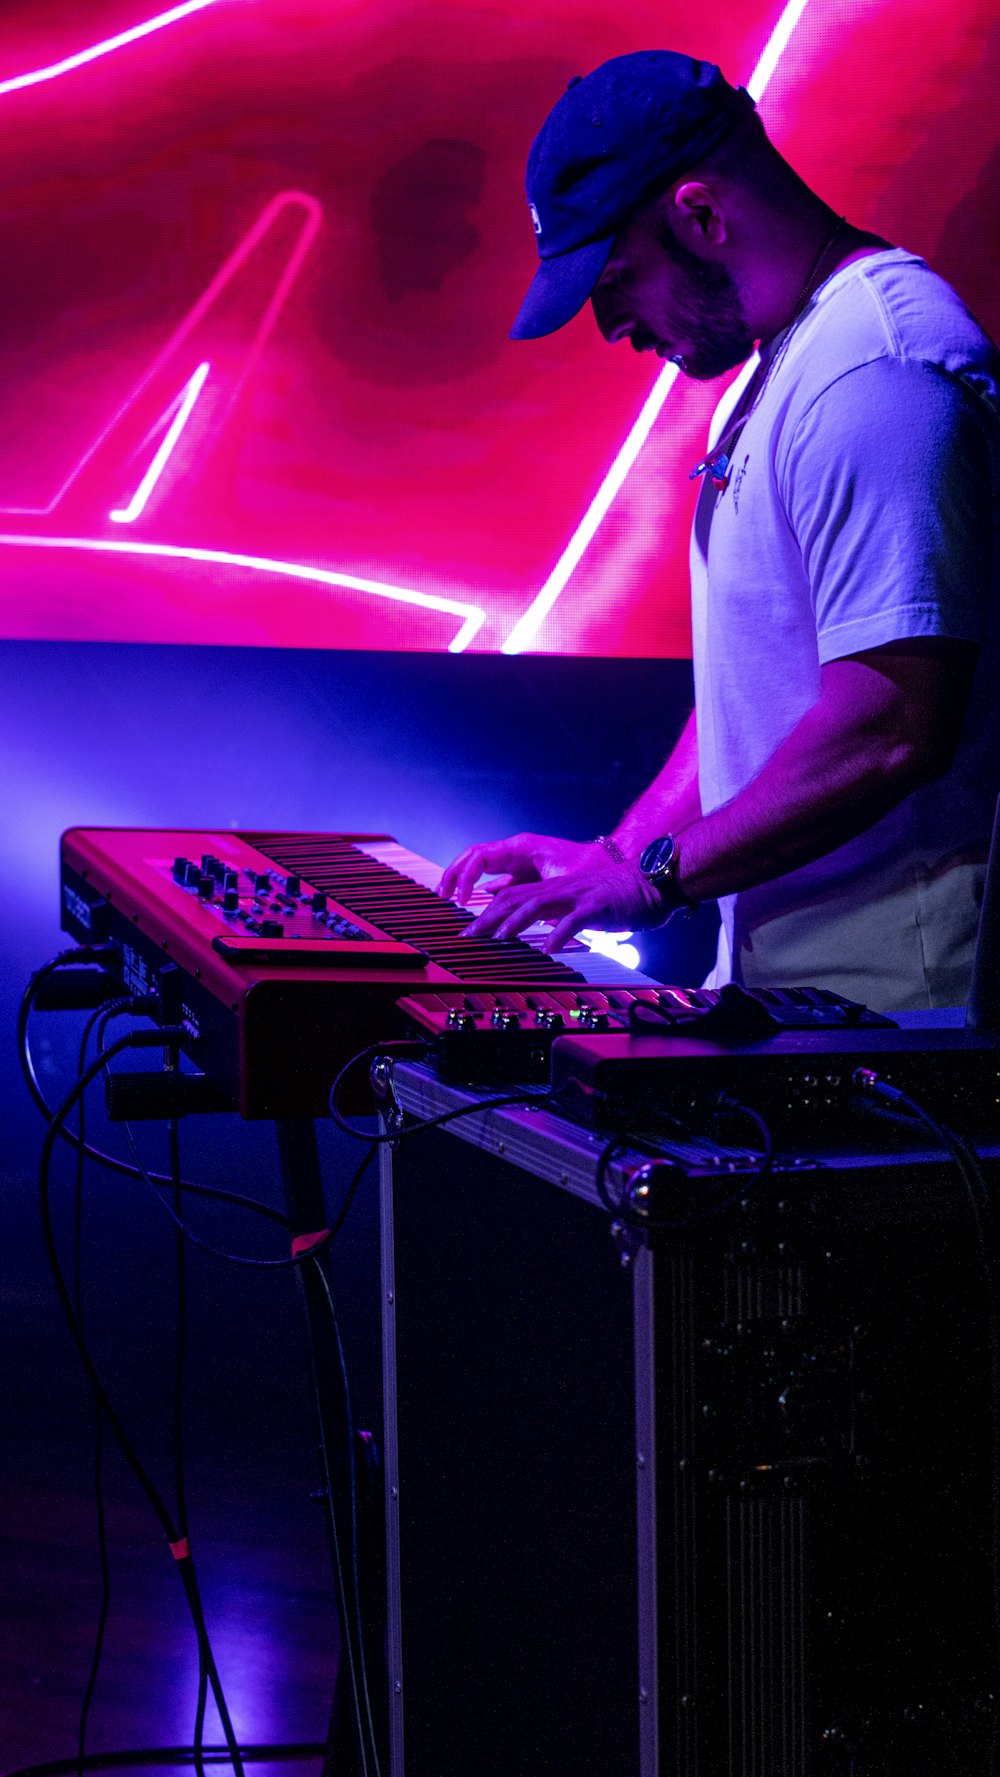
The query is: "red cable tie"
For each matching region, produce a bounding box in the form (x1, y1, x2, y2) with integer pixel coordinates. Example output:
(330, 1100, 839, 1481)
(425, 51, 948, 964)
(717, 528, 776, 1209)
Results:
(291, 1228, 330, 1258)
(169, 1537, 191, 1561)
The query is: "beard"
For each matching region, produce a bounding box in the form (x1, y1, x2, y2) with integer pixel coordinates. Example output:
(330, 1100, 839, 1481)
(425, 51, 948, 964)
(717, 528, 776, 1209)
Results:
(655, 223, 756, 381)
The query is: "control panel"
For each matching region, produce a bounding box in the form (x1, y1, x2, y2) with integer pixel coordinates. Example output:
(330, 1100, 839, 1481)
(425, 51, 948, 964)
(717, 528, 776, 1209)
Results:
(148, 849, 426, 966)
(398, 984, 896, 1084)
(165, 851, 371, 944)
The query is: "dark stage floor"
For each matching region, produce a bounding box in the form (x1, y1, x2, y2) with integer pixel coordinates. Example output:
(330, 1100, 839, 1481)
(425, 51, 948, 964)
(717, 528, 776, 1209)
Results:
(1, 1102, 383, 1777)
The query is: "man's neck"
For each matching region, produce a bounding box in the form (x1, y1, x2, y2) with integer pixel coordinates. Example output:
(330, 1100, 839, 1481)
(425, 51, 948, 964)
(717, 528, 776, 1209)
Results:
(752, 214, 892, 349)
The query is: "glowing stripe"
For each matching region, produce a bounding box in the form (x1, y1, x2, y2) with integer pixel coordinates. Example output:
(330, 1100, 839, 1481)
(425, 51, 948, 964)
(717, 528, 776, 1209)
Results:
(0, 0, 219, 97)
(0, 532, 486, 653)
(501, 363, 680, 654)
(746, 0, 816, 99)
(501, 0, 817, 655)
(0, 192, 320, 519)
(0, 15, 485, 653)
(110, 361, 210, 523)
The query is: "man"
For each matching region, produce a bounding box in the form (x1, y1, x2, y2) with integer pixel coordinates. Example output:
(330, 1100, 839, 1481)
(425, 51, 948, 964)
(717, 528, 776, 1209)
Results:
(440, 50, 1000, 1013)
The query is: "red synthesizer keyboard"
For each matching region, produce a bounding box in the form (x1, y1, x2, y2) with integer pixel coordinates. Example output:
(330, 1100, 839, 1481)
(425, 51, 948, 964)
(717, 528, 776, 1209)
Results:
(59, 827, 645, 1117)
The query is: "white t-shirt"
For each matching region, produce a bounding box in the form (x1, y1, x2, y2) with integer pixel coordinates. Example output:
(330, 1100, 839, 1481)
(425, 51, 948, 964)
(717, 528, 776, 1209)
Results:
(691, 248, 1000, 1012)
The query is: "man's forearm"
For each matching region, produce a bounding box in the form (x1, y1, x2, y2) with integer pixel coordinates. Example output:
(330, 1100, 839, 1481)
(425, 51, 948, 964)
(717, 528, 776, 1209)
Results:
(675, 673, 940, 903)
(612, 708, 701, 854)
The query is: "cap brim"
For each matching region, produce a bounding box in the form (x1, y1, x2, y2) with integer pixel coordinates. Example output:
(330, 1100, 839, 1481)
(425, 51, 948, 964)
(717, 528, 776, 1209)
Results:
(509, 235, 614, 340)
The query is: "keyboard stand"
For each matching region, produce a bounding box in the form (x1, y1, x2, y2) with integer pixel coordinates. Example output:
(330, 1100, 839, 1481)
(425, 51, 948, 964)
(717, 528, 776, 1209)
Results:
(276, 1118, 388, 1777)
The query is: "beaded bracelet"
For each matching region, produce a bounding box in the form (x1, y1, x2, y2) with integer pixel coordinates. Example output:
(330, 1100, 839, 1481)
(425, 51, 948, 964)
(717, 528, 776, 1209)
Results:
(594, 834, 627, 866)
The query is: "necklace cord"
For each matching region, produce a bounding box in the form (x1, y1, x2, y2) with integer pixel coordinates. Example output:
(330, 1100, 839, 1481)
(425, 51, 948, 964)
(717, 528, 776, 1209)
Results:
(690, 215, 848, 488)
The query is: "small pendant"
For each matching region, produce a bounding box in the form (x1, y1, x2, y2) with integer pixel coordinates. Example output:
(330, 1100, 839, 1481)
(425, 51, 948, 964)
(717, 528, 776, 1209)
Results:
(689, 451, 730, 488)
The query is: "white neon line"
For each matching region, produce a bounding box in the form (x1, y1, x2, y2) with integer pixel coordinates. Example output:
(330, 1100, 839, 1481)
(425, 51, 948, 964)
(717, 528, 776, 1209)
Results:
(502, 362, 679, 654)
(0, 0, 219, 97)
(501, 0, 817, 655)
(746, 0, 816, 99)
(0, 193, 319, 520)
(0, 532, 486, 653)
(110, 361, 210, 524)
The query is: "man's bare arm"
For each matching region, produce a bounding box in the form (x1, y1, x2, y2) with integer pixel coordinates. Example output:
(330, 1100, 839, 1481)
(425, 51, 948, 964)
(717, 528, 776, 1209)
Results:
(677, 640, 976, 900)
(439, 708, 698, 903)
(459, 639, 976, 948)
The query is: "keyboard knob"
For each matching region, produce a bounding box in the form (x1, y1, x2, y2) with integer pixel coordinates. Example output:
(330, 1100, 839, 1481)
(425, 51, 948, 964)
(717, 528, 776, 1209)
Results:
(285, 875, 301, 896)
(258, 919, 284, 938)
(222, 888, 240, 913)
(311, 892, 328, 914)
(446, 1008, 475, 1030)
(491, 1008, 522, 1030)
(579, 1008, 609, 1031)
(173, 856, 192, 882)
(197, 874, 216, 898)
(254, 871, 271, 893)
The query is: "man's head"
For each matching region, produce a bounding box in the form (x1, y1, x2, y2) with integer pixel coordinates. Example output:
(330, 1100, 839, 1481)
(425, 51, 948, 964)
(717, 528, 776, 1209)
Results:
(511, 50, 814, 379)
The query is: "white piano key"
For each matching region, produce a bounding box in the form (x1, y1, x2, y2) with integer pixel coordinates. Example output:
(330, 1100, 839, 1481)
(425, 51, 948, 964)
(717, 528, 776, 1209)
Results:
(356, 839, 653, 986)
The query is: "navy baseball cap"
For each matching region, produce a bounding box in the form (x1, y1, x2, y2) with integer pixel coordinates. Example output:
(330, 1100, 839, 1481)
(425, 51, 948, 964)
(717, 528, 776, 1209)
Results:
(511, 51, 755, 340)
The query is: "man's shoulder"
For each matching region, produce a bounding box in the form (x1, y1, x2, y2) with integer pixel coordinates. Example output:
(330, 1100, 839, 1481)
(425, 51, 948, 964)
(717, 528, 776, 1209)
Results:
(798, 249, 1000, 408)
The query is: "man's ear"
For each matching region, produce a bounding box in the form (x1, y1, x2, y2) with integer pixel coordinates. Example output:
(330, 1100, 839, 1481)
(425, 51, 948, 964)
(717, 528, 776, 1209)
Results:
(669, 180, 728, 248)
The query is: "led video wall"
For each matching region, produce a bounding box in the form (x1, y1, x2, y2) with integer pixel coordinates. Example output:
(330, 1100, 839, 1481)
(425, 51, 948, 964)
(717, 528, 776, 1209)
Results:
(0, 0, 997, 656)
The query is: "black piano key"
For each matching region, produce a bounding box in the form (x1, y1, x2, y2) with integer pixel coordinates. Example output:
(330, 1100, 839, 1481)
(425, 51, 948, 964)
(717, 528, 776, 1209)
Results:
(241, 834, 590, 985)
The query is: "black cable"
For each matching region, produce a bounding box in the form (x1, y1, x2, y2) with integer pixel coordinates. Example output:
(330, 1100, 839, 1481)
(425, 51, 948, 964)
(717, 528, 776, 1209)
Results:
(167, 1115, 210, 1777)
(18, 953, 118, 1119)
(73, 1006, 114, 1777)
(113, 1115, 329, 1270)
(92, 1047, 381, 1766)
(311, 1258, 382, 1777)
(88, 1042, 383, 1767)
(69, 1008, 248, 1777)
(38, 1032, 247, 1777)
(328, 1042, 552, 1143)
(19, 984, 288, 1230)
(1, 1746, 325, 1777)
(711, 1094, 775, 1177)
(328, 1143, 379, 1246)
(594, 1101, 776, 1233)
(26, 971, 378, 1777)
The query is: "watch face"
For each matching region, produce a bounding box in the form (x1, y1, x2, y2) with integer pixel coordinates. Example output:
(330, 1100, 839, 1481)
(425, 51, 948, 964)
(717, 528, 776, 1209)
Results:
(640, 834, 677, 878)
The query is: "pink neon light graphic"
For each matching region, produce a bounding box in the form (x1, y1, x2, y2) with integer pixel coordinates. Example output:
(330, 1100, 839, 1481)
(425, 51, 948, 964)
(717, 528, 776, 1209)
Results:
(0, 177, 485, 650)
(0, 192, 322, 520)
(500, 0, 817, 655)
(0, 0, 991, 657)
(110, 361, 211, 524)
(0, 0, 219, 97)
(0, 533, 486, 652)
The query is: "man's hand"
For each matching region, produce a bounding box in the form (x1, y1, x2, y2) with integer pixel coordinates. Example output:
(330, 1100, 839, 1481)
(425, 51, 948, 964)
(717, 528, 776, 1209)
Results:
(438, 832, 665, 952)
(438, 833, 597, 906)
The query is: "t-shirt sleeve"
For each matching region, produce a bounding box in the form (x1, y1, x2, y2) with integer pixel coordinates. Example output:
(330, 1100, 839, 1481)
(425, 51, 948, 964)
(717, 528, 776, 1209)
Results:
(779, 355, 995, 663)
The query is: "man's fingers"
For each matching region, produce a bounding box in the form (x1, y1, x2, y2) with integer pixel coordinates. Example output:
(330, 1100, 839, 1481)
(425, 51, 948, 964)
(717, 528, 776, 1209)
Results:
(439, 844, 497, 905)
(466, 883, 547, 939)
(545, 911, 588, 953)
(440, 841, 532, 907)
(437, 849, 472, 900)
(491, 888, 575, 941)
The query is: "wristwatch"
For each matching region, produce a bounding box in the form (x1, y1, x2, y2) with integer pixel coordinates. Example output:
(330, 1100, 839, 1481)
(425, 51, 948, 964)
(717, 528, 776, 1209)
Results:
(638, 834, 693, 918)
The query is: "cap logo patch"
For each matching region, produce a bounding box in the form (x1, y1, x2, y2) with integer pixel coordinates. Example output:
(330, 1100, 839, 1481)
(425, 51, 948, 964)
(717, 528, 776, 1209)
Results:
(529, 202, 542, 237)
